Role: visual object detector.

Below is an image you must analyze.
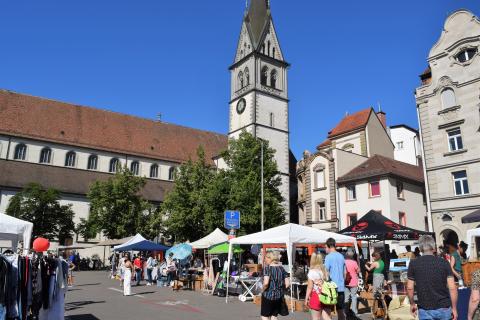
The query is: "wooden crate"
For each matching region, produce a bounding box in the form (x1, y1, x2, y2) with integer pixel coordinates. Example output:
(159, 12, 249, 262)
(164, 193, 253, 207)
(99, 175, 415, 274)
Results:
(244, 264, 263, 273)
(463, 262, 480, 286)
(295, 299, 308, 312)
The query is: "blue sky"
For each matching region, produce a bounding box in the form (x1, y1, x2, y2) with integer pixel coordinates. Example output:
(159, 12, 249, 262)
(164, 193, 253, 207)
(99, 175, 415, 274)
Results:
(1, 1, 479, 158)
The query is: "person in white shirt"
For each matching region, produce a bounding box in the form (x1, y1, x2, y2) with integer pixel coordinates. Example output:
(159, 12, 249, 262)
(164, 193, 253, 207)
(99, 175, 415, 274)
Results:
(305, 253, 331, 320)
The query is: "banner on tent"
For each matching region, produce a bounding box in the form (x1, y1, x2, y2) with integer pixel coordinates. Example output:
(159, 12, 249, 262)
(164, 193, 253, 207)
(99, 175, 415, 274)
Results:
(224, 211, 240, 230)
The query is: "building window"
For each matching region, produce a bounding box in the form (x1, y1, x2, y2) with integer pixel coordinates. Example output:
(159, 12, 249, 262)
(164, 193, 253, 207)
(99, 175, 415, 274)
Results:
(269, 112, 274, 127)
(447, 128, 463, 152)
(109, 158, 120, 173)
(441, 88, 456, 109)
(369, 181, 381, 197)
(64, 151, 76, 167)
(39, 147, 52, 164)
(150, 164, 159, 178)
(272, 47, 276, 59)
(342, 143, 354, 152)
(169, 167, 176, 181)
(396, 141, 404, 150)
(316, 201, 326, 221)
(130, 161, 140, 176)
(87, 155, 98, 170)
(270, 69, 277, 88)
(346, 185, 356, 201)
(348, 214, 357, 226)
(453, 170, 469, 196)
(314, 169, 325, 189)
(14, 143, 27, 160)
(399, 212, 406, 226)
(245, 67, 250, 86)
(261, 66, 268, 86)
(267, 41, 271, 56)
(396, 181, 404, 199)
(456, 48, 477, 63)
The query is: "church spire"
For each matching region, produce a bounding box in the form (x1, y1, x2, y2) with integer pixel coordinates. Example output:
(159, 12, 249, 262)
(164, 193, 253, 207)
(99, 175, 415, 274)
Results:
(245, 0, 271, 49)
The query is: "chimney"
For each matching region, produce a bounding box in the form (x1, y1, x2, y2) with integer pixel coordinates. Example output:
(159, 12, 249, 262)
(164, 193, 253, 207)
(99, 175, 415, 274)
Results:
(376, 111, 386, 128)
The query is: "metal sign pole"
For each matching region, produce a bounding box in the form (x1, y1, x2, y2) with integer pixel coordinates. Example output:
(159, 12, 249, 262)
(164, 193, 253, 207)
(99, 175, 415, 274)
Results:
(261, 141, 264, 231)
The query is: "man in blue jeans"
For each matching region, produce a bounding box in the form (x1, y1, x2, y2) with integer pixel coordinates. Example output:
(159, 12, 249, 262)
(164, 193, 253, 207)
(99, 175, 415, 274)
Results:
(407, 235, 458, 320)
(325, 238, 346, 320)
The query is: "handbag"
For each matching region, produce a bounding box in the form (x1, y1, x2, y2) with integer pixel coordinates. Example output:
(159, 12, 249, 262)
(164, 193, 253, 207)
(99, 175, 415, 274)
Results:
(345, 269, 352, 286)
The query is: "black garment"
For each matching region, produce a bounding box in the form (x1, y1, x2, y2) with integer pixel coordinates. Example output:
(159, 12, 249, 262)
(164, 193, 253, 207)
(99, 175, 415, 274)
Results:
(261, 296, 283, 317)
(407, 255, 453, 310)
(336, 292, 345, 310)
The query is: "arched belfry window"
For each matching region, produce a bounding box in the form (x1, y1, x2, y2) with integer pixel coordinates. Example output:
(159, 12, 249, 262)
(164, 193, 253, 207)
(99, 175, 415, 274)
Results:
(245, 68, 250, 86)
(14, 143, 27, 160)
(150, 164, 159, 178)
(270, 69, 277, 89)
(169, 167, 176, 181)
(267, 41, 271, 56)
(261, 66, 269, 86)
(441, 88, 456, 110)
(238, 71, 244, 89)
(87, 155, 98, 170)
(272, 47, 276, 59)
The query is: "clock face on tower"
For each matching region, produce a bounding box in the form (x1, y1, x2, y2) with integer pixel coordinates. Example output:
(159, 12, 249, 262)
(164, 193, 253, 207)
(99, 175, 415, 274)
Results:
(236, 98, 246, 115)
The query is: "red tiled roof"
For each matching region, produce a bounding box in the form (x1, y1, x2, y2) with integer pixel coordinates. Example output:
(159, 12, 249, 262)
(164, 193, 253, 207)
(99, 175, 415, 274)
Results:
(317, 139, 331, 150)
(328, 108, 373, 138)
(0, 90, 228, 164)
(337, 155, 424, 185)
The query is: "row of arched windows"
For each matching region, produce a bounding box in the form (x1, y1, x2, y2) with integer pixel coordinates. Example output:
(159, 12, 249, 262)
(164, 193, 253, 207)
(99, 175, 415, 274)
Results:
(13, 144, 175, 180)
(261, 66, 277, 88)
(238, 67, 250, 90)
(261, 41, 276, 59)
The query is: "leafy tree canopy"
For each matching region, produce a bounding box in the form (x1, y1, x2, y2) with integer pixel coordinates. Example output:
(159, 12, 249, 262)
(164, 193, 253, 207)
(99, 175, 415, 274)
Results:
(6, 183, 75, 244)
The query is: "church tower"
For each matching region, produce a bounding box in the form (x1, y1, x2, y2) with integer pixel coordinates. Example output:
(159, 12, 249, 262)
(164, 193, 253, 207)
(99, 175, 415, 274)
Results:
(229, 0, 291, 218)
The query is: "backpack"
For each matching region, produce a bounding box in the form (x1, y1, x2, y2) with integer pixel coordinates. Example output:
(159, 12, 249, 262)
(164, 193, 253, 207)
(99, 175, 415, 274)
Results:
(319, 280, 338, 306)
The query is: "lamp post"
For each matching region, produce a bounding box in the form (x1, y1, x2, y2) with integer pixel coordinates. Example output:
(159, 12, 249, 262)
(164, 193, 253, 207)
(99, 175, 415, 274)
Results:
(261, 140, 264, 231)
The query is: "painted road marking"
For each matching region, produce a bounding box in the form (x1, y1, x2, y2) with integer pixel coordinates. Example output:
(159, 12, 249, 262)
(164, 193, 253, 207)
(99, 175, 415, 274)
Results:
(108, 287, 146, 299)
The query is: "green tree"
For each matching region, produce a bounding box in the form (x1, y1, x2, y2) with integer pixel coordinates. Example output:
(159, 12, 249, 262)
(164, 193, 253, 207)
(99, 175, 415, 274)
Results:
(162, 147, 219, 242)
(86, 167, 154, 239)
(6, 183, 75, 244)
(222, 131, 285, 235)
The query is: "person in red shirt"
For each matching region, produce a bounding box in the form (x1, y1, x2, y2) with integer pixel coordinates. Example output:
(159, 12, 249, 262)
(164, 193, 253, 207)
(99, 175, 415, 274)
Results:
(133, 255, 143, 286)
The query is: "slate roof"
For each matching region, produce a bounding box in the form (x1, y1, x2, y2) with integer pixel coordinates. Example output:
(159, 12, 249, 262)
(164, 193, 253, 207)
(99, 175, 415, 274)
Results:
(337, 154, 424, 185)
(0, 159, 173, 202)
(0, 90, 228, 164)
(245, 0, 270, 49)
(328, 108, 373, 138)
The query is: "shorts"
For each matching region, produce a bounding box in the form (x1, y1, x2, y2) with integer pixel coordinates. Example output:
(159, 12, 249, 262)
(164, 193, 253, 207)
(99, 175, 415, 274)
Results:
(261, 296, 283, 317)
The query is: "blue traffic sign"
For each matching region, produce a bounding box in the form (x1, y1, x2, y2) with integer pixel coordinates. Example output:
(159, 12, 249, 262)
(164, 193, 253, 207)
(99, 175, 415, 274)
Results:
(224, 210, 240, 230)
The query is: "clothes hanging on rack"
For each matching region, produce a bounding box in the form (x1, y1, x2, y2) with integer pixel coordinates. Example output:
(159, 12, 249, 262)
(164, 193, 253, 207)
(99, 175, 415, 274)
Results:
(0, 254, 67, 320)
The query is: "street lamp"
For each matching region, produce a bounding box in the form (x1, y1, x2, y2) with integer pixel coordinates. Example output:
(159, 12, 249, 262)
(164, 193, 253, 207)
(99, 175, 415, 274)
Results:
(260, 139, 264, 231)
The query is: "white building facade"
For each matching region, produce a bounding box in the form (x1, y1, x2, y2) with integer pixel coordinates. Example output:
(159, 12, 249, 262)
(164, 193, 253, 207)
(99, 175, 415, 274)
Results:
(229, 0, 296, 219)
(389, 125, 422, 166)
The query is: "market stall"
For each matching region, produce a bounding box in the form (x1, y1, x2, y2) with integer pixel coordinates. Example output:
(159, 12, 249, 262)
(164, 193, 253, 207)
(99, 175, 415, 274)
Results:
(191, 228, 228, 249)
(0, 212, 33, 254)
(113, 233, 170, 252)
(225, 223, 358, 308)
(339, 210, 433, 241)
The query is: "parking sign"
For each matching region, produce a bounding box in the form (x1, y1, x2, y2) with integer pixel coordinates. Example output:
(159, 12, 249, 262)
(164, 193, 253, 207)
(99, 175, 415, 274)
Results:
(224, 210, 240, 230)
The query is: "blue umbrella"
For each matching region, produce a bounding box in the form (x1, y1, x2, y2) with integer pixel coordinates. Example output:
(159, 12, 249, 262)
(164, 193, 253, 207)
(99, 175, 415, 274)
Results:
(166, 243, 192, 260)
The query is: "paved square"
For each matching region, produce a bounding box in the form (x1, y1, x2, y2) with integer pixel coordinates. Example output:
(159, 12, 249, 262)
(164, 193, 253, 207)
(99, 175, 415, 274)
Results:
(65, 271, 371, 320)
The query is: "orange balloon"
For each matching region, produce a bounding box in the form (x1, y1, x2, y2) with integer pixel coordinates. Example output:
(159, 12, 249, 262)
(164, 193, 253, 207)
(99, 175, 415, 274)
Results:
(33, 237, 50, 252)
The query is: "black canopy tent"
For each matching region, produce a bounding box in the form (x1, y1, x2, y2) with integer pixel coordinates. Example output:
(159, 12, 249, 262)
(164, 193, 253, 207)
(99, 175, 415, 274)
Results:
(462, 209, 480, 224)
(339, 210, 434, 241)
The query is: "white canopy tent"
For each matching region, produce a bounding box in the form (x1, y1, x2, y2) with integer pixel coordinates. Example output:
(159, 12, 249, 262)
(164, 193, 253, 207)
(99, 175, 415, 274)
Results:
(466, 228, 480, 259)
(0, 213, 33, 254)
(190, 228, 228, 249)
(226, 223, 359, 305)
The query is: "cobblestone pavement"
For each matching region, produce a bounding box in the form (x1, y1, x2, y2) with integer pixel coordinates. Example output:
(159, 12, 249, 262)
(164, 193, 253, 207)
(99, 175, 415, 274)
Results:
(65, 271, 372, 320)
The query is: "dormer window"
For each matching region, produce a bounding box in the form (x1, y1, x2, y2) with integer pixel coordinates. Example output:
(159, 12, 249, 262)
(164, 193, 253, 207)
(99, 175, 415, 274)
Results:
(456, 48, 477, 63)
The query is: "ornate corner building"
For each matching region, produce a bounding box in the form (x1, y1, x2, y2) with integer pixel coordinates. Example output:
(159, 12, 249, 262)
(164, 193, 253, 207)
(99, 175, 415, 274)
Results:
(416, 10, 480, 245)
